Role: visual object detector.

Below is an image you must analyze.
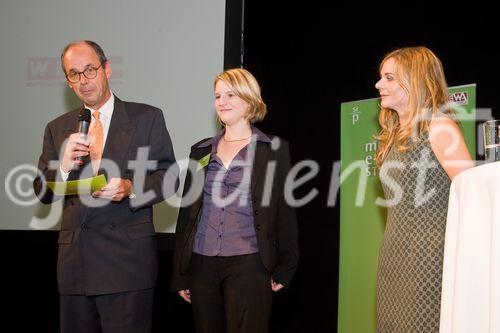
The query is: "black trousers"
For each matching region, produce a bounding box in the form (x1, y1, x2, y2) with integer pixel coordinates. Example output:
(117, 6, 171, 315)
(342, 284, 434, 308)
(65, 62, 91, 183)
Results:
(189, 253, 273, 333)
(60, 288, 154, 333)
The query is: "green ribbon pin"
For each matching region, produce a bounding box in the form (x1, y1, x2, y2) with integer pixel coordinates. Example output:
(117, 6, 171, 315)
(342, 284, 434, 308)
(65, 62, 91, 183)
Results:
(197, 153, 210, 170)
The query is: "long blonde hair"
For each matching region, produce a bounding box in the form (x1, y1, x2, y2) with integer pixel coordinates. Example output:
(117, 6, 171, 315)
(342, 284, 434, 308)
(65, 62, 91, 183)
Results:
(375, 46, 453, 166)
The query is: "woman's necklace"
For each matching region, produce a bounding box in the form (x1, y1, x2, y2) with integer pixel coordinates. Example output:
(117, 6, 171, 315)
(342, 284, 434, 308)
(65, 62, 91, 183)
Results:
(222, 135, 251, 142)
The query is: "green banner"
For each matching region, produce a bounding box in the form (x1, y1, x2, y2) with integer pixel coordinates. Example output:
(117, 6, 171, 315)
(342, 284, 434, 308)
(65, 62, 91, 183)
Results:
(338, 84, 477, 333)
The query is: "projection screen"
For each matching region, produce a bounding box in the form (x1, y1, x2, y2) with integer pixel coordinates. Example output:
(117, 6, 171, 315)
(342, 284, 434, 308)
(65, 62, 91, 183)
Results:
(0, 0, 226, 232)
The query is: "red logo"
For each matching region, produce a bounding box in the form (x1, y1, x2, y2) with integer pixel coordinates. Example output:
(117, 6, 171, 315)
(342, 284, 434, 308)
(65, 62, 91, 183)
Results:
(26, 57, 123, 86)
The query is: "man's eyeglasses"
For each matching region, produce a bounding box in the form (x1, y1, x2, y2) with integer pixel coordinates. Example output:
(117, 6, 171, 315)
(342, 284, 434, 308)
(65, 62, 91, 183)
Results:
(66, 65, 103, 83)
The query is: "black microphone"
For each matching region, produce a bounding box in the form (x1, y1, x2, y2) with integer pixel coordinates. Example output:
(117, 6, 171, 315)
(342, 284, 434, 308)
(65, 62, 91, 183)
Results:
(76, 108, 92, 163)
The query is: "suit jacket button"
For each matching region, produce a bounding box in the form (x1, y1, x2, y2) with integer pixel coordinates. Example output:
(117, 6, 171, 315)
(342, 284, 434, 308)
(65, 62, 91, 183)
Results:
(109, 223, 116, 230)
(254, 209, 259, 215)
(81, 223, 87, 230)
(255, 224, 261, 231)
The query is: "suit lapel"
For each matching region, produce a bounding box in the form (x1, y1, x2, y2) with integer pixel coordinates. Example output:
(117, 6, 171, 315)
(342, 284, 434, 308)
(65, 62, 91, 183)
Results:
(189, 145, 212, 217)
(181, 144, 212, 248)
(251, 141, 271, 194)
(192, 146, 212, 168)
(100, 97, 135, 176)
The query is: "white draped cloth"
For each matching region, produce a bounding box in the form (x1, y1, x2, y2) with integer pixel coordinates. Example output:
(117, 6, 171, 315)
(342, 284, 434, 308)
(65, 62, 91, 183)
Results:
(441, 161, 500, 333)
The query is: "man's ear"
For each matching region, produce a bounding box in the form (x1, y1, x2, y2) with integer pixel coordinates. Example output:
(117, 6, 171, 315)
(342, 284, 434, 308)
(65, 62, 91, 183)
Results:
(104, 61, 112, 79)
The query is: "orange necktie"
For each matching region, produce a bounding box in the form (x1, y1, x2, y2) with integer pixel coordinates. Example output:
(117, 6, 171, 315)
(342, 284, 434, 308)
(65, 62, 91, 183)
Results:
(88, 110, 103, 175)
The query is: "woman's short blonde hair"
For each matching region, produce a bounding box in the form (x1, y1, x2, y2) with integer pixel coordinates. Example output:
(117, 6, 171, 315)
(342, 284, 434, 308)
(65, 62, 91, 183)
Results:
(214, 68, 267, 123)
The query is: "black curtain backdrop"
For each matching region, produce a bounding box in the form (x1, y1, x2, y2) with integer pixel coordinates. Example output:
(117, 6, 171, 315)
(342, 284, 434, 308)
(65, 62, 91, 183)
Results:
(2, 2, 500, 332)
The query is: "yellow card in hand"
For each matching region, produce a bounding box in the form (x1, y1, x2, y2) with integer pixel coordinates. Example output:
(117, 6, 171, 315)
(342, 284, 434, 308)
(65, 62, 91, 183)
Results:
(46, 174, 107, 196)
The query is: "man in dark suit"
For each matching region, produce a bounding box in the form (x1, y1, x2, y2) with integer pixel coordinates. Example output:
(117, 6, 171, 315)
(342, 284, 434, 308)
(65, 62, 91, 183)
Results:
(33, 40, 178, 333)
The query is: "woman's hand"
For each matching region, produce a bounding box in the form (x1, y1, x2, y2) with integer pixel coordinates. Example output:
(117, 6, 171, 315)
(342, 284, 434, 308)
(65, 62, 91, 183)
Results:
(271, 278, 285, 292)
(178, 289, 191, 303)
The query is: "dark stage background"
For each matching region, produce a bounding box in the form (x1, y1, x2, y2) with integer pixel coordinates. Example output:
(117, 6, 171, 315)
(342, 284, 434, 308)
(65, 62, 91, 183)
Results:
(2, 2, 500, 332)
